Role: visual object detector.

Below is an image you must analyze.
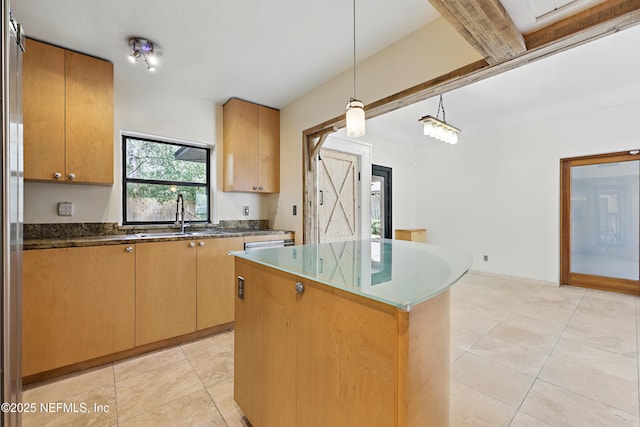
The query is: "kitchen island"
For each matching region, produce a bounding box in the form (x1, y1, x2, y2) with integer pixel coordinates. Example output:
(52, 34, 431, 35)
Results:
(232, 239, 472, 427)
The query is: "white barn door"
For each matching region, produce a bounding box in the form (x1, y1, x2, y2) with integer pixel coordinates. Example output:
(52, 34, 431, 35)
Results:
(318, 149, 359, 243)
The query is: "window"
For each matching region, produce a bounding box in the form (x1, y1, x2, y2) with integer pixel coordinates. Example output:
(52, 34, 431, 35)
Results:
(122, 134, 210, 225)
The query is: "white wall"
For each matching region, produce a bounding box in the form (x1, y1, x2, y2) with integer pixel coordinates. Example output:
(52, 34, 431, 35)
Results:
(24, 18, 478, 230)
(24, 75, 270, 224)
(414, 100, 640, 283)
(273, 18, 482, 241)
(362, 134, 417, 233)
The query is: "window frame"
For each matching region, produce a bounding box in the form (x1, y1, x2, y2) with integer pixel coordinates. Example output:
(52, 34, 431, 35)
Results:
(121, 134, 211, 225)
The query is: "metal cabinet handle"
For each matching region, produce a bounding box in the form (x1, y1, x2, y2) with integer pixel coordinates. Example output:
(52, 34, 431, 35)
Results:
(258, 186, 263, 191)
(68, 173, 76, 180)
(54, 172, 62, 179)
(199, 241, 205, 247)
(295, 282, 305, 294)
(319, 190, 323, 205)
(252, 186, 258, 190)
(189, 242, 196, 248)
(238, 276, 245, 299)
(125, 246, 133, 253)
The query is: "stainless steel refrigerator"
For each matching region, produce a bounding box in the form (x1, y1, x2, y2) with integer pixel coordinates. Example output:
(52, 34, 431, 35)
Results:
(1, 2, 23, 426)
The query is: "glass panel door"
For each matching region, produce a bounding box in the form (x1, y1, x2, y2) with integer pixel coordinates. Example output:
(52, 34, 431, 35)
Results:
(372, 165, 392, 239)
(561, 152, 640, 294)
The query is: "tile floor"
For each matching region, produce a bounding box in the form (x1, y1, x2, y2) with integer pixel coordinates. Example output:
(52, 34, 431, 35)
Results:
(21, 272, 640, 426)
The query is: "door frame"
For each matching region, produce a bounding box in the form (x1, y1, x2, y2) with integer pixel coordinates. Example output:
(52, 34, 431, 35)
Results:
(304, 135, 371, 244)
(560, 150, 640, 295)
(372, 164, 392, 239)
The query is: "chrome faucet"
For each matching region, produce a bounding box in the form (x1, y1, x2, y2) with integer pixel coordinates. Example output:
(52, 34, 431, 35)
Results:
(175, 193, 187, 233)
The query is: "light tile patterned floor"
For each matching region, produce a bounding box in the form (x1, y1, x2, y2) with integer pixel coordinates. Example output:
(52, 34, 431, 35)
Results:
(21, 272, 640, 426)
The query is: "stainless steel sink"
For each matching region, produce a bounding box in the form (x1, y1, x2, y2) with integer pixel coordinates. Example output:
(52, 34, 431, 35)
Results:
(187, 230, 230, 236)
(135, 230, 229, 238)
(135, 232, 190, 238)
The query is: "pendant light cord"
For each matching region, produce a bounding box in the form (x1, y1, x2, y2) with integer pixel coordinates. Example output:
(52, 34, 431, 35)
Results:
(437, 94, 447, 123)
(352, 0, 357, 101)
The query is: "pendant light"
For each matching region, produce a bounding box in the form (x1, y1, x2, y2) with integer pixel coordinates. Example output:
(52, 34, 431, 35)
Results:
(346, 0, 365, 138)
(419, 94, 460, 144)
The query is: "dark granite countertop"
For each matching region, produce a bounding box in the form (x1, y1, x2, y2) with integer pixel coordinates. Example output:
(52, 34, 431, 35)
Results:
(24, 222, 294, 250)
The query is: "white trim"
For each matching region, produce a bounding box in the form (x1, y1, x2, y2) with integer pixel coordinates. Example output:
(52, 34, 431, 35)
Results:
(121, 130, 215, 149)
(466, 270, 560, 287)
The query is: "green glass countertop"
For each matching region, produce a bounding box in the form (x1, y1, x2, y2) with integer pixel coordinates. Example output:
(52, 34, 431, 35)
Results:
(232, 239, 473, 311)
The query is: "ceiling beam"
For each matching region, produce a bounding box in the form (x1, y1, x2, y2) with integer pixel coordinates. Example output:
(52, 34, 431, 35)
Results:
(427, 0, 526, 65)
(303, 1, 640, 138)
(525, 0, 640, 49)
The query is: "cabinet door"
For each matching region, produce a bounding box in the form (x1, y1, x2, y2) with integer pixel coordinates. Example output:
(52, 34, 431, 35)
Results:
(135, 240, 197, 346)
(65, 50, 114, 184)
(23, 245, 135, 376)
(257, 105, 280, 193)
(223, 98, 258, 192)
(234, 258, 296, 426)
(23, 39, 65, 181)
(295, 283, 397, 426)
(196, 237, 244, 330)
(235, 258, 398, 427)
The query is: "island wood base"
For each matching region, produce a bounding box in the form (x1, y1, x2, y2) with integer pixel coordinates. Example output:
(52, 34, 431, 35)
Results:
(234, 257, 449, 427)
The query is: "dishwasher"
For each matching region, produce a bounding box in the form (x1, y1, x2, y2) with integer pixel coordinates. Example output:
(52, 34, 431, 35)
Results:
(244, 238, 295, 251)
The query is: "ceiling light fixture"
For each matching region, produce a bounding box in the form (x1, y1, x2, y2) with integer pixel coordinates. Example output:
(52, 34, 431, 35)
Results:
(419, 94, 460, 144)
(346, 0, 365, 138)
(128, 38, 162, 72)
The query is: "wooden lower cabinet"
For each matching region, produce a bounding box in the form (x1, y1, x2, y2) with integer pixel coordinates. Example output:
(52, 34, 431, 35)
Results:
(234, 257, 445, 427)
(22, 235, 285, 378)
(196, 237, 244, 330)
(23, 245, 135, 376)
(135, 240, 197, 346)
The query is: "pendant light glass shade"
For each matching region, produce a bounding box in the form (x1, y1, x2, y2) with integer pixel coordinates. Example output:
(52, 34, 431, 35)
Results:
(346, 99, 365, 138)
(419, 115, 460, 144)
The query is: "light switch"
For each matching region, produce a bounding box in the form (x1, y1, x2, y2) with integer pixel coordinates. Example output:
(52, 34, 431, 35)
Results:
(58, 202, 73, 216)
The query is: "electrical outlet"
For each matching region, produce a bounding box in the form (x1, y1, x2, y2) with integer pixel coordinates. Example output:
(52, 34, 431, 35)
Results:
(483, 255, 489, 262)
(292, 205, 297, 215)
(242, 206, 249, 216)
(58, 202, 73, 216)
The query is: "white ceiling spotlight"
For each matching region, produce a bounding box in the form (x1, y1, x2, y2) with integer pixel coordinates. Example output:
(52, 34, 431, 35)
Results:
(128, 38, 162, 72)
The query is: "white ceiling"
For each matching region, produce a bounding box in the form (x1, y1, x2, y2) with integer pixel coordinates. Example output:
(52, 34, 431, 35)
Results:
(11, 0, 438, 108)
(503, 0, 605, 33)
(366, 22, 640, 145)
(11, 0, 640, 146)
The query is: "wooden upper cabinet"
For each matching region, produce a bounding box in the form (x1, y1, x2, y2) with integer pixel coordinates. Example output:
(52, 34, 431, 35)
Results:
(65, 49, 114, 184)
(23, 39, 65, 182)
(223, 98, 280, 193)
(257, 105, 280, 193)
(23, 38, 114, 185)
